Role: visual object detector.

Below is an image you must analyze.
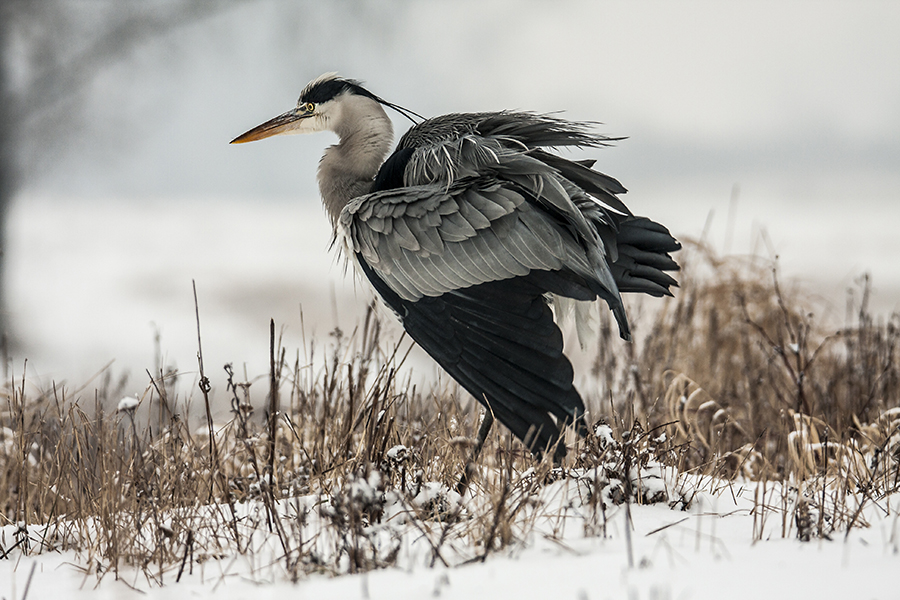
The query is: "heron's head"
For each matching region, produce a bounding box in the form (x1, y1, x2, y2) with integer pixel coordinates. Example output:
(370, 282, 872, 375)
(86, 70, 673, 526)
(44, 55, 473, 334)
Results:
(231, 73, 391, 144)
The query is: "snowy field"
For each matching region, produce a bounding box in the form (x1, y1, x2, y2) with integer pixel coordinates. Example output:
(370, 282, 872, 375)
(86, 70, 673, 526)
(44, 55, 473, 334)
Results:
(5, 192, 898, 600)
(5, 194, 899, 600)
(6, 195, 440, 397)
(5, 471, 898, 600)
(8, 192, 900, 388)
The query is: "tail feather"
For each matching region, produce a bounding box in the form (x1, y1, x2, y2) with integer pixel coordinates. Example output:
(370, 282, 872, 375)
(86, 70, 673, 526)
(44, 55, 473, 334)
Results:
(612, 217, 681, 297)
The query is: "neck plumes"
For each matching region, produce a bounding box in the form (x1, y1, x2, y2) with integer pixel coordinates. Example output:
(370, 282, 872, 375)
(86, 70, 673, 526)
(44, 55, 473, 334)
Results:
(318, 95, 394, 226)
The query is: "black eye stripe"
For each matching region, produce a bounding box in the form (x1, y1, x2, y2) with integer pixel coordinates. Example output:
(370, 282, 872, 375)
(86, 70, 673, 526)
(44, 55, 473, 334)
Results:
(297, 75, 423, 125)
(299, 78, 378, 105)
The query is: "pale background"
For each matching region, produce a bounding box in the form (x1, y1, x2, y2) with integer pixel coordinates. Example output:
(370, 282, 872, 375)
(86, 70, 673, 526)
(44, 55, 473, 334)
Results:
(7, 1, 899, 398)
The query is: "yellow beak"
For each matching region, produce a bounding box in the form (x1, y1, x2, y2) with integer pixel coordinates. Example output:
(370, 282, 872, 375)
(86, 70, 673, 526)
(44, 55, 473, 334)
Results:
(230, 108, 310, 144)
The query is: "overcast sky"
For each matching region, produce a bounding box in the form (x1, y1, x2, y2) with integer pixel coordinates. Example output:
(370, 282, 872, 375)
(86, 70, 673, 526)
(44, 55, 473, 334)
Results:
(26, 1, 899, 195)
(24, 1, 899, 252)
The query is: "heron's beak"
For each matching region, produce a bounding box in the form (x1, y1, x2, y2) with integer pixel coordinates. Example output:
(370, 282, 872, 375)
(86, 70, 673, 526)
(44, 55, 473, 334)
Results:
(230, 107, 312, 144)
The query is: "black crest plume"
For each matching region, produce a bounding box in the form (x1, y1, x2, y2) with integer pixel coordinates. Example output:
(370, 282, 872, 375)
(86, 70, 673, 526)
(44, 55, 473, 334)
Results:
(299, 73, 422, 124)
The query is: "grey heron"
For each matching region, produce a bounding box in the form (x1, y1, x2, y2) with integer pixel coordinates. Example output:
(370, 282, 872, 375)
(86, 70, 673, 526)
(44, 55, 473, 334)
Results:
(231, 73, 680, 461)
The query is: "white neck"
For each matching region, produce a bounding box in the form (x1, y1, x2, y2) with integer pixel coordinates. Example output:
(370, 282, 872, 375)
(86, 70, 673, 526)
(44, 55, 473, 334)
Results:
(317, 94, 394, 225)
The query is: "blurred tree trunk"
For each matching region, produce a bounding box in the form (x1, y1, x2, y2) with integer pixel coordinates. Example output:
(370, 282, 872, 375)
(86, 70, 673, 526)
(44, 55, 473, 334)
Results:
(0, 12, 16, 343)
(0, 1, 250, 345)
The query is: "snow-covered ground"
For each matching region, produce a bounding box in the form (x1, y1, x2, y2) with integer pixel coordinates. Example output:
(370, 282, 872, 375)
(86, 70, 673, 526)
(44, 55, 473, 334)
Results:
(8, 193, 900, 391)
(6, 195, 441, 400)
(5, 472, 898, 600)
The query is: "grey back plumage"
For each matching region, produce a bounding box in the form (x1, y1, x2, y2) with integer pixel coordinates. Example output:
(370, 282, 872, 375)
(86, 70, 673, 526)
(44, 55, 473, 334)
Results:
(341, 111, 644, 339)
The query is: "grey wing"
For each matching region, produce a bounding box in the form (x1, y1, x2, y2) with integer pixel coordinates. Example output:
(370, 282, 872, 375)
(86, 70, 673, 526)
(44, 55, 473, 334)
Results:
(341, 137, 629, 335)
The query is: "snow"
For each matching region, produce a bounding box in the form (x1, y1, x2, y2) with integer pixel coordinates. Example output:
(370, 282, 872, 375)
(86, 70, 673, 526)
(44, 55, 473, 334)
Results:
(117, 396, 140, 412)
(385, 445, 409, 463)
(594, 424, 615, 447)
(5, 474, 898, 600)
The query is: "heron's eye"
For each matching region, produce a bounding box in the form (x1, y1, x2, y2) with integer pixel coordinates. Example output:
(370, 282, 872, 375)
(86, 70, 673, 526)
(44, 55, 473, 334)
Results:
(305, 102, 315, 112)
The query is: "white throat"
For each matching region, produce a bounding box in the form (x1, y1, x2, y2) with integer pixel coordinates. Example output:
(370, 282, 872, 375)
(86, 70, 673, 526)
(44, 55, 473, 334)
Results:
(317, 94, 394, 225)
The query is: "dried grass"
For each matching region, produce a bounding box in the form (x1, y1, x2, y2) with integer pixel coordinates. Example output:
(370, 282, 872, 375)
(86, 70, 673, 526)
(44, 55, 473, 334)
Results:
(592, 240, 900, 539)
